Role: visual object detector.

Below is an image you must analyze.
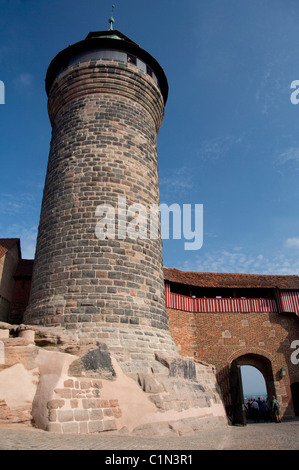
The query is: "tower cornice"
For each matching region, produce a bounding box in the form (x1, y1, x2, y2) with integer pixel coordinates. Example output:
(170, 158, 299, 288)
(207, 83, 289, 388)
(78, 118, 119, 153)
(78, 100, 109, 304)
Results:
(45, 30, 168, 105)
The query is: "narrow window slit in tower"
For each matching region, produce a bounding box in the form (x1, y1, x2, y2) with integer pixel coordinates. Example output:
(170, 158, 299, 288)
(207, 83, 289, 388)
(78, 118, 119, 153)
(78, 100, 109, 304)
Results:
(146, 65, 153, 77)
(127, 54, 136, 65)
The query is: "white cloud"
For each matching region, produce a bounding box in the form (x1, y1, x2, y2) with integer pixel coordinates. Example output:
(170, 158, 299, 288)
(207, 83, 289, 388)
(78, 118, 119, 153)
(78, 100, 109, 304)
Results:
(273, 146, 299, 173)
(277, 147, 299, 166)
(159, 166, 195, 197)
(179, 247, 299, 275)
(0, 192, 36, 215)
(255, 53, 290, 115)
(197, 135, 243, 162)
(285, 237, 299, 249)
(3, 224, 37, 259)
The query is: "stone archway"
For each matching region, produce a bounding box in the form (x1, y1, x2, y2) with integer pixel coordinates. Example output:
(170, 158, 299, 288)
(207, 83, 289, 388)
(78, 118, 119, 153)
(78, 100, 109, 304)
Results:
(218, 352, 275, 425)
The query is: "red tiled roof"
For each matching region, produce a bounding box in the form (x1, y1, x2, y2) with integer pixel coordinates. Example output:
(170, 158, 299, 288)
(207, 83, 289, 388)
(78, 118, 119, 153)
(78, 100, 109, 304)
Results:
(163, 267, 299, 290)
(0, 238, 21, 259)
(14, 259, 34, 278)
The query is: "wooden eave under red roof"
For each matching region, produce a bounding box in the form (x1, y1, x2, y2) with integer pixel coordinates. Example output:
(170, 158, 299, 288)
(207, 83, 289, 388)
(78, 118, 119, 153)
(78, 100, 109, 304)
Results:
(14, 259, 34, 278)
(163, 267, 299, 290)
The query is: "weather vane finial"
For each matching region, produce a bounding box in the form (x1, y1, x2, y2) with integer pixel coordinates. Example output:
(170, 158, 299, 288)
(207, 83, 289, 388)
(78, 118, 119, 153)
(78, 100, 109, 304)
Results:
(109, 5, 115, 30)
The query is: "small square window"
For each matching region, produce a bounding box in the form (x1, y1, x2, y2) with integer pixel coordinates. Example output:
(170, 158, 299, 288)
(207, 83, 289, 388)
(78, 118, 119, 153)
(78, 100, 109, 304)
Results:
(146, 65, 153, 77)
(127, 54, 136, 65)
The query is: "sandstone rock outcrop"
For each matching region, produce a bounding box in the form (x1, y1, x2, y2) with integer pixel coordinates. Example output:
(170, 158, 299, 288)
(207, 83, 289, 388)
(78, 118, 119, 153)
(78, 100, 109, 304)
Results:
(0, 323, 227, 435)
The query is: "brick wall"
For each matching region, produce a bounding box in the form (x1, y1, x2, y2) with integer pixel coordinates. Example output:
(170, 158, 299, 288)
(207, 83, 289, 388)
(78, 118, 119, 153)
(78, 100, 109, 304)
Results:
(167, 307, 299, 417)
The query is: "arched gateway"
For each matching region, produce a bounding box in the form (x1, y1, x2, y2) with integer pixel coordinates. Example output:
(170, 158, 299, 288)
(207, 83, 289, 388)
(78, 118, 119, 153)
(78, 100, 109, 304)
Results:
(217, 353, 275, 425)
(165, 267, 299, 423)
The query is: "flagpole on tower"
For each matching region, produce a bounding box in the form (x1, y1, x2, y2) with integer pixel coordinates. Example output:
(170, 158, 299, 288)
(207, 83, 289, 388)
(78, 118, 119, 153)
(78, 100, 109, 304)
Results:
(109, 5, 115, 30)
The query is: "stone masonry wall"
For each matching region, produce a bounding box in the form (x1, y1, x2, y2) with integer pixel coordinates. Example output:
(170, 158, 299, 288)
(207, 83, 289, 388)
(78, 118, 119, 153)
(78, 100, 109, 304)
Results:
(47, 378, 122, 434)
(167, 307, 299, 418)
(24, 60, 177, 359)
(0, 323, 228, 435)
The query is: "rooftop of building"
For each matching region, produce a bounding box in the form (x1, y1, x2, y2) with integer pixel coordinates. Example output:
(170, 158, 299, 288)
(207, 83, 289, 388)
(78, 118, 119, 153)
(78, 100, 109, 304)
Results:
(163, 267, 299, 290)
(2, 239, 299, 289)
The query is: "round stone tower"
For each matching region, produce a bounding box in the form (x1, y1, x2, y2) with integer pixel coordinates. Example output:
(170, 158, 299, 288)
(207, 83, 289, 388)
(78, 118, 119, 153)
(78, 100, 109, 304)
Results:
(24, 27, 177, 359)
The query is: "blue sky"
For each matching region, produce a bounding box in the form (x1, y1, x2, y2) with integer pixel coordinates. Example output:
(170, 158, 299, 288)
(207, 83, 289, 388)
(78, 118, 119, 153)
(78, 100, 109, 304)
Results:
(241, 366, 267, 397)
(1, 0, 299, 276)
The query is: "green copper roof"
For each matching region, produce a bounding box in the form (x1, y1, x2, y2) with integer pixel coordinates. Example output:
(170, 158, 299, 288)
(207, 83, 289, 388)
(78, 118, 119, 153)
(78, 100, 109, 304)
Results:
(95, 33, 121, 40)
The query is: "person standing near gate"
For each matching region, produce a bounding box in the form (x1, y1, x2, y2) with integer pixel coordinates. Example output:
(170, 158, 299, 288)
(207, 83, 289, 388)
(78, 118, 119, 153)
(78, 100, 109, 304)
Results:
(257, 397, 264, 421)
(251, 398, 260, 422)
(272, 396, 281, 423)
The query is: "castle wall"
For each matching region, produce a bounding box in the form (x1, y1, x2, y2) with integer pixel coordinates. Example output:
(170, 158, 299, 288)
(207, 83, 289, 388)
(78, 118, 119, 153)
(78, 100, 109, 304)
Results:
(167, 307, 299, 418)
(0, 244, 20, 322)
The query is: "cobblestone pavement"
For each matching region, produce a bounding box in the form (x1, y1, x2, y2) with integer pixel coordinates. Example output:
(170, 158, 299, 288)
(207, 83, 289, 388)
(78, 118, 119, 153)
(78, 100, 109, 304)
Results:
(0, 419, 298, 451)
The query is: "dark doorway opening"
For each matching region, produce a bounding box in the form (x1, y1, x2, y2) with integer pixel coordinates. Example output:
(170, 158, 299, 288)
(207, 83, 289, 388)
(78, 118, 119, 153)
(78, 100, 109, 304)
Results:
(291, 383, 299, 416)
